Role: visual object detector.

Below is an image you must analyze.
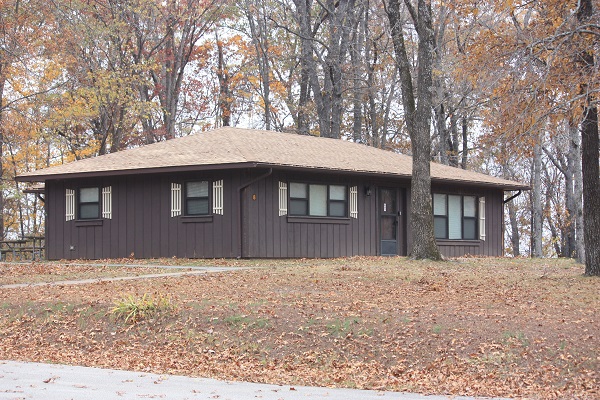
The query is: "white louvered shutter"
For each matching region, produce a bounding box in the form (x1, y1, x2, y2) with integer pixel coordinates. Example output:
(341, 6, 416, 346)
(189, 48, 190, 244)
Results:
(213, 179, 224, 215)
(278, 181, 288, 216)
(479, 197, 486, 241)
(349, 186, 358, 218)
(102, 186, 112, 219)
(65, 189, 75, 221)
(171, 183, 182, 217)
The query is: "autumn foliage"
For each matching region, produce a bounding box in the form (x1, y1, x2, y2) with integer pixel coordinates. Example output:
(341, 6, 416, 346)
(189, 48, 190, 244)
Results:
(0, 257, 598, 398)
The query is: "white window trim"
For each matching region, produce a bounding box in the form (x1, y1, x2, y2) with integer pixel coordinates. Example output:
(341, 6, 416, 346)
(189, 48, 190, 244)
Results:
(349, 186, 358, 218)
(278, 181, 288, 216)
(65, 189, 75, 221)
(171, 183, 182, 217)
(213, 179, 224, 215)
(102, 186, 112, 219)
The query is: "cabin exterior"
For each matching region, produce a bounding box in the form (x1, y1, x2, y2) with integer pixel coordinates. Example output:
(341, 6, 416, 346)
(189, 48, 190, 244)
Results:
(17, 127, 527, 260)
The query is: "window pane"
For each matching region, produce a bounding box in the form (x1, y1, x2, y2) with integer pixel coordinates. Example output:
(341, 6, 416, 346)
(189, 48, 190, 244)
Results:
(381, 189, 396, 214)
(463, 196, 476, 217)
(448, 195, 462, 239)
(329, 185, 346, 201)
(464, 218, 476, 240)
(289, 199, 307, 215)
(309, 184, 327, 216)
(433, 194, 446, 216)
(290, 183, 307, 198)
(329, 201, 346, 217)
(434, 216, 447, 239)
(187, 198, 209, 215)
(80, 187, 99, 202)
(187, 181, 208, 198)
(80, 204, 99, 219)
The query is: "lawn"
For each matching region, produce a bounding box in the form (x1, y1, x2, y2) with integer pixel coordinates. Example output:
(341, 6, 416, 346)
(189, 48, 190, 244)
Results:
(0, 257, 597, 399)
(0, 263, 192, 285)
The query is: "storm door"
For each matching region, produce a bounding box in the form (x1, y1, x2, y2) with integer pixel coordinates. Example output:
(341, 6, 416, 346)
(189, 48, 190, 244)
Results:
(380, 188, 399, 256)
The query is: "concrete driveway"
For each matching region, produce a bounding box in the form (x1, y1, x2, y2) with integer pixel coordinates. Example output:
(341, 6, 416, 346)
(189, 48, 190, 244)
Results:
(0, 360, 504, 400)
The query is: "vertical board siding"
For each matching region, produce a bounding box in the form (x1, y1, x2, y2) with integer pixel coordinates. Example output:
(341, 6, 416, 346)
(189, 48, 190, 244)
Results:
(45, 171, 504, 260)
(244, 174, 379, 258)
(46, 173, 239, 260)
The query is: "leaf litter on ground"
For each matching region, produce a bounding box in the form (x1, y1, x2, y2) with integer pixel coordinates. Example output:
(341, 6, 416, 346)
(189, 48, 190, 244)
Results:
(0, 256, 597, 399)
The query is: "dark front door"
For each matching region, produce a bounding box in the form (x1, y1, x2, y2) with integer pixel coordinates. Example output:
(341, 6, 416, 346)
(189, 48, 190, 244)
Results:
(380, 188, 399, 256)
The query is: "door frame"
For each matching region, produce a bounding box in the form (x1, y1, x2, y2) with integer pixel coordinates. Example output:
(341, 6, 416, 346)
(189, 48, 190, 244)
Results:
(378, 187, 406, 256)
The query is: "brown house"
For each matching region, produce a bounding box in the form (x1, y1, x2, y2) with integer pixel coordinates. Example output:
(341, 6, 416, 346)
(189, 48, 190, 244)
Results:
(17, 127, 527, 260)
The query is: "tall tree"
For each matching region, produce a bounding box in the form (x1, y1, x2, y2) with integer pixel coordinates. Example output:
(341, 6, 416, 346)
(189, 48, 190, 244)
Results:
(242, 0, 272, 130)
(385, 0, 442, 260)
(0, 0, 52, 239)
(577, 0, 599, 276)
(291, 0, 359, 138)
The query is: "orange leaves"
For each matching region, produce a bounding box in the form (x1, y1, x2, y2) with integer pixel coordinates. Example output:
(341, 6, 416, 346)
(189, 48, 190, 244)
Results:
(0, 257, 598, 398)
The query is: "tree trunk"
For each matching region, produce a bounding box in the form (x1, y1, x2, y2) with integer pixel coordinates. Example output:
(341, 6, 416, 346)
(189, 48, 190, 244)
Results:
(570, 122, 585, 263)
(386, 0, 441, 260)
(504, 163, 521, 256)
(577, 0, 600, 276)
(293, 0, 330, 137)
(434, 103, 449, 164)
(293, 0, 356, 139)
(449, 113, 460, 167)
(0, 75, 5, 240)
(581, 105, 599, 275)
(296, 2, 310, 136)
(507, 199, 521, 256)
(564, 124, 576, 258)
(216, 39, 232, 127)
(531, 135, 543, 257)
(367, 44, 379, 146)
(244, 0, 271, 130)
(350, 22, 363, 143)
(461, 116, 468, 169)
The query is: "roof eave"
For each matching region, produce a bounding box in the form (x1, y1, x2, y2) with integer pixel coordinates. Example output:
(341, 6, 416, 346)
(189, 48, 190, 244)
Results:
(430, 177, 531, 191)
(258, 163, 529, 190)
(15, 162, 260, 182)
(16, 161, 530, 191)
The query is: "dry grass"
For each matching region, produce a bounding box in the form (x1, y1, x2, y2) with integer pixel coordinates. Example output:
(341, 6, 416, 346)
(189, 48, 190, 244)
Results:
(0, 257, 597, 399)
(0, 263, 190, 285)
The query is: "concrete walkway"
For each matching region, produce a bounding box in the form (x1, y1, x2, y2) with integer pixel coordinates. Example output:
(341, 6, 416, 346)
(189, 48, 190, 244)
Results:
(0, 265, 249, 289)
(0, 361, 502, 400)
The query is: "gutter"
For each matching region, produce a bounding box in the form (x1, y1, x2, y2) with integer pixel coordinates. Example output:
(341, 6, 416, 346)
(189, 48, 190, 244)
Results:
(503, 190, 522, 204)
(237, 168, 273, 258)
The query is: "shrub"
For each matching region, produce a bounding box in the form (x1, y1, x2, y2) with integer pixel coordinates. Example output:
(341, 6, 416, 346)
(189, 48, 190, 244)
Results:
(111, 293, 174, 323)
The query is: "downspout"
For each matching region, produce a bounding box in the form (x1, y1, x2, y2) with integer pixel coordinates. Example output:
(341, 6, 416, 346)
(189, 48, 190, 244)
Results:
(503, 190, 522, 204)
(237, 168, 273, 258)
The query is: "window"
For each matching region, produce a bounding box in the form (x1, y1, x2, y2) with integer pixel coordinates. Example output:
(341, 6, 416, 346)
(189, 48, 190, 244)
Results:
(289, 183, 347, 217)
(78, 187, 100, 219)
(433, 194, 478, 240)
(185, 181, 209, 215)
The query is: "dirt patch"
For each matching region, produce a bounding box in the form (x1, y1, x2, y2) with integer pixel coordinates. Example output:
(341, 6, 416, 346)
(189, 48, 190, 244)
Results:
(0, 257, 597, 398)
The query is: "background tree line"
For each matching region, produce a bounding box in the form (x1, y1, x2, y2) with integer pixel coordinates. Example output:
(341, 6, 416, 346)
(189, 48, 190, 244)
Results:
(1, 0, 598, 272)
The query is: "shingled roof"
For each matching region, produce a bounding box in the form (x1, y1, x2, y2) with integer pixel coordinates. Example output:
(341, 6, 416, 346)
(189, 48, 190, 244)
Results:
(17, 127, 528, 190)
